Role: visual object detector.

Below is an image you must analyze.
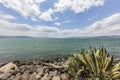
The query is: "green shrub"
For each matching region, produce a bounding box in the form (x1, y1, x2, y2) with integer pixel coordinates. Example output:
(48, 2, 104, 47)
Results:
(64, 47, 120, 80)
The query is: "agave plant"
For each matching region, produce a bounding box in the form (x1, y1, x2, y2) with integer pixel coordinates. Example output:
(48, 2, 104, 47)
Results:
(64, 54, 90, 80)
(64, 47, 120, 80)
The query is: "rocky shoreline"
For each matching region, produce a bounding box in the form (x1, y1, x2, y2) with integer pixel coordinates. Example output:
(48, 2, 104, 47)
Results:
(0, 55, 120, 80)
(0, 56, 69, 80)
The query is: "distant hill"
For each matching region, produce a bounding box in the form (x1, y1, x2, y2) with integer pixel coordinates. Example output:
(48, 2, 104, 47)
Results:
(0, 36, 32, 38)
(68, 35, 120, 39)
(95, 35, 120, 38)
(0, 35, 120, 38)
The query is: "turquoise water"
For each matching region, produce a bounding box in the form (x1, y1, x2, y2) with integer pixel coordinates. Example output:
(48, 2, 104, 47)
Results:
(0, 38, 120, 62)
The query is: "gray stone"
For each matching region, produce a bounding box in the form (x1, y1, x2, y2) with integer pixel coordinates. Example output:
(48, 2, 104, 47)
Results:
(21, 71, 30, 80)
(29, 72, 37, 80)
(0, 62, 17, 79)
(52, 75, 61, 80)
(41, 73, 49, 80)
(8, 75, 21, 80)
(60, 73, 69, 80)
(43, 66, 49, 73)
(36, 69, 44, 79)
(0, 71, 11, 79)
(49, 70, 58, 76)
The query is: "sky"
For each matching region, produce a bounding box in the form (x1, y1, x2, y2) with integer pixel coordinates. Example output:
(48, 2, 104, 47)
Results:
(0, 0, 120, 38)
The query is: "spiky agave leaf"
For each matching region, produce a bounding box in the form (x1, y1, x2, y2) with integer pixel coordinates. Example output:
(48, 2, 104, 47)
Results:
(108, 71, 120, 80)
(111, 62, 120, 72)
(64, 47, 120, 80)
(82, 51, 95, 74)
(91, 52, 100, 75)
(105, 55, 114, 71)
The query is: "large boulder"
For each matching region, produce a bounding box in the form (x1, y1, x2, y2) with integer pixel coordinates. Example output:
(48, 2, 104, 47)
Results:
(0, 62, 17, 79)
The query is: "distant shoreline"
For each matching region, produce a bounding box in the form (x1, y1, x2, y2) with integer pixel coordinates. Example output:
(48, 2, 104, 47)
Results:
(0, 35, 120, 39)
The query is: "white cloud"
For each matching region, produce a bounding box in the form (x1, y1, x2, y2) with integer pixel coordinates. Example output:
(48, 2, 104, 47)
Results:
(0, 20, 33, 31)
(63, 20, 73, 23)
(54, 20, 73, 26)
(54, 0, 104, 13)
(0, 11, 16, 20)
(60, 13, 120, 37)
(0, 19, 59, 37)
(31, 17, 38, 21)
(34, 26, 59, 33)
(54, 0, 72, 13)
(85, 13, 120, 36)
(39, 8, 54, 21)
(0, 13, 120, 38)
(54, 22, 61, 26)
(0, 0, 45, 20)
(0, 19, 36, 36)
(0, 0, 104, 22)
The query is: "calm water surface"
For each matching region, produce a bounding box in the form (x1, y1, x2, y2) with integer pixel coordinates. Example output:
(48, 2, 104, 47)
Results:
(0, 38, 120, 62)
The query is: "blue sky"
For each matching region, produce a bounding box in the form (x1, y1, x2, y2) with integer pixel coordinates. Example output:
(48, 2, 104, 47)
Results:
(0, 0, 120, 37)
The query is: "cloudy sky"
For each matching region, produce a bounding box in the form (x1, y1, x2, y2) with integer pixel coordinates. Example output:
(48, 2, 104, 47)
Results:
(0, 0, 120, 38)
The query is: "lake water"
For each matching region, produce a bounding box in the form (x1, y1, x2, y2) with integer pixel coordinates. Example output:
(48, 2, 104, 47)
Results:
(0, 38, 120, 62)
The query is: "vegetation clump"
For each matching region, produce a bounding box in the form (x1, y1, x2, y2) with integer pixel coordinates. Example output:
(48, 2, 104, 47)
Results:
(64, 47, 120, 80)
